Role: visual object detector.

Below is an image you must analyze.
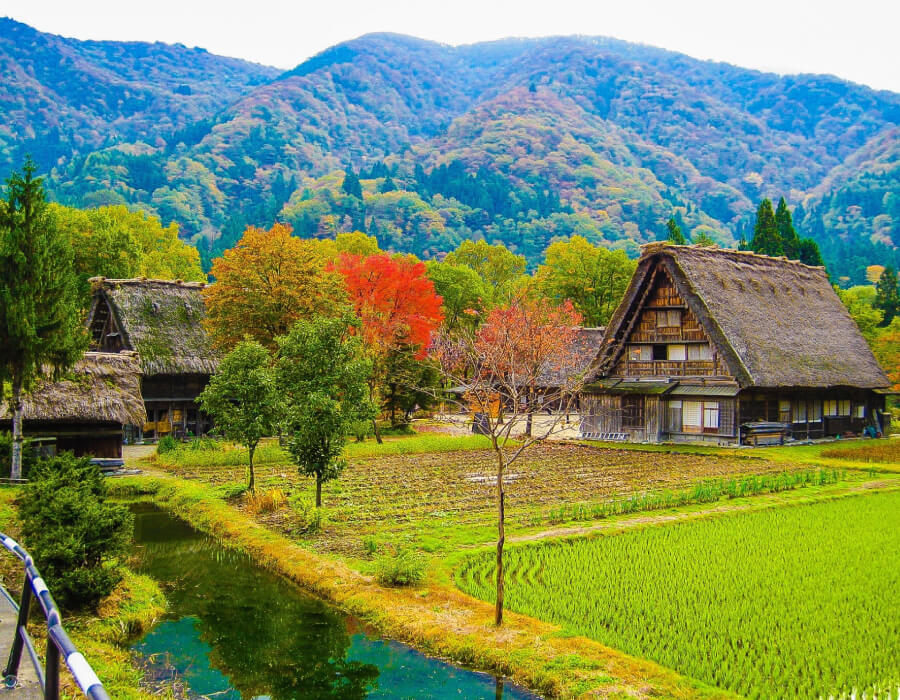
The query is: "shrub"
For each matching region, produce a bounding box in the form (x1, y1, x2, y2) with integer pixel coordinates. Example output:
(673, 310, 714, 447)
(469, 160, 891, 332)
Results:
(289, 495, 324, 534)
(156, 435, 178, 455)
(18, 454, 133, 611)
(375, 548, 427, 586)
(245, 487, 286, 515)
(361, 535, 379, 556)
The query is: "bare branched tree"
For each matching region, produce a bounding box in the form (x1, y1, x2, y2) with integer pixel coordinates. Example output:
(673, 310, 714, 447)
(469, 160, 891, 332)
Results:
(432, 297, 588, 625)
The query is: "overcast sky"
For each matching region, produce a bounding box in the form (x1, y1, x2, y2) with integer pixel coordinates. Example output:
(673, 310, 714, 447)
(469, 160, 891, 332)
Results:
(5, 0, 899, 93)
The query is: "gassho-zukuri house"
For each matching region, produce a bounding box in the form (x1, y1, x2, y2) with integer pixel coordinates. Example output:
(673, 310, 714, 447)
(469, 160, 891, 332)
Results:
(578, 243, 892, 445)
(0, 352, 147, 460)
(86, 277, 219, 440)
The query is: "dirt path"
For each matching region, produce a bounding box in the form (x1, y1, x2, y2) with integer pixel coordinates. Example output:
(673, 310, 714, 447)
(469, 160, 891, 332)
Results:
(508, 479, 900, 544)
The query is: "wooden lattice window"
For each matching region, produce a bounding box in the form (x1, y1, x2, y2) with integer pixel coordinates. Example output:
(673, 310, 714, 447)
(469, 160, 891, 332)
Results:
(621, 395, 644, 429)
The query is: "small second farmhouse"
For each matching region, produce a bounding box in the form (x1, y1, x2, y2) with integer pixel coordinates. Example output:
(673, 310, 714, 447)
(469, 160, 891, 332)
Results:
(87, 277, 219, 440)
(580, 243, 891, 445)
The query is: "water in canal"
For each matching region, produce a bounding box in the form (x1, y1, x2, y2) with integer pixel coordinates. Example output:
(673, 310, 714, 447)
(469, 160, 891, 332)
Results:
(130, 503, 539, 699)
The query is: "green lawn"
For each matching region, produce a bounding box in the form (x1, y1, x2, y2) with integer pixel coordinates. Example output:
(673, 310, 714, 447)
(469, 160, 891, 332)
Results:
(456, 490, 900, 698)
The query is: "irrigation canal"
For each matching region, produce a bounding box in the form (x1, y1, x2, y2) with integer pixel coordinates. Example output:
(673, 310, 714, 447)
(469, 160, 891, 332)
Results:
(130, 503, 540, 699)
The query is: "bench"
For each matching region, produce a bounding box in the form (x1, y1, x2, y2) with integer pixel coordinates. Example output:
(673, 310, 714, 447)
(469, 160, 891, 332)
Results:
(580, 431, 629, 442)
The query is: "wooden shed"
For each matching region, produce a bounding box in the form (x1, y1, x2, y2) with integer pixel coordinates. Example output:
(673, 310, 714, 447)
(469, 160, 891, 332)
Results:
(86, 277, 220, 440)
(581, 243, 891, 444)
(0, 352, 147, 459)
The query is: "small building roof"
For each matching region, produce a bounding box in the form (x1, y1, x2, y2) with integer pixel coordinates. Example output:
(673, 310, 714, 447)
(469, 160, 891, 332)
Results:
(0, 352, 147, 426)
(598, 244, 889, 390)
(89, 277, 219, 376)
(536, 327, 606, 387)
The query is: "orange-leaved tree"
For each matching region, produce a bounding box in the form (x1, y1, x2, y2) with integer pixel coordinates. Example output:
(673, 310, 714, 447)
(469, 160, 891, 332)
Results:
(331, 253, 443, 441)
(434, 297, 585, 625)
(203, 223, 346, 350)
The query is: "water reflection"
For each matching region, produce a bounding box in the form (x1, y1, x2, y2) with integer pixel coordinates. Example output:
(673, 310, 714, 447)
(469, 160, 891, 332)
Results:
(130, 504, 538, 700)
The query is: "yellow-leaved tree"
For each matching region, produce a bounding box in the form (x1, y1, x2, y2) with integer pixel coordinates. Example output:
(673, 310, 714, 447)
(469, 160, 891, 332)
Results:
(203, 223, 346, 350)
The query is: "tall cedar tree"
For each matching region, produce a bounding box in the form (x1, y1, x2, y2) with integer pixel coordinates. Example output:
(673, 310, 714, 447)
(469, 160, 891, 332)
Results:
(536, 236, 637, 326)
(775, 197, 800, 259)
(276, 314, 373, 507)
(666, 217, 686, 244)
(874, 266, 900, 326)
(0, 159, 85, 479)
(341, 169, 363, 199)
(434, 297, 584, 625)
(751, 198, 783, 256)
(203, 223, 346, 350)
(198, 341, 280, 492)
(331, 253, 443, 442)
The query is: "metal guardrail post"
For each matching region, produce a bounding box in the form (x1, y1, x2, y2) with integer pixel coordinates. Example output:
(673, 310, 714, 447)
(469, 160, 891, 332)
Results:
(43, 639, 59, 700)
(0, 532, 110, 699)
(3, 567, 33, 683)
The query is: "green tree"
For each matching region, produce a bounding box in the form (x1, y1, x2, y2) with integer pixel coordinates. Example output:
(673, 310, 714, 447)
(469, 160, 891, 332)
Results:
(380, 346, 441, 427)
(665, 217, 686, 244)
(535, 236, 636, 326)
(796, 237, 824, 267)
(341, 169, 363, 199)
(750, 198, 783, 256)
(838, 285, 883, 342)
(425, 260, 487, 333)
(198, 341, 280, 492)
(19, 455, 133, 611)
(443, 240, 527, 306)
(775, 197, 800, 259)
(378, 176, 397, 193)
(874, 266, 900, 326)
(276, 314, 373, 507)
(0, 159, 86, 479)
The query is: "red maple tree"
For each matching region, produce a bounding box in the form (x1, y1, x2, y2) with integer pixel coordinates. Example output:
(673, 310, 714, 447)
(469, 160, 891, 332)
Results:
(331, 253, 444, 440)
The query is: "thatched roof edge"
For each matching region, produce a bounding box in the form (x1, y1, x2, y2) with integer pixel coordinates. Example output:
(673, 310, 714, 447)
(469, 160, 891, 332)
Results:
(0, 352, 147, 425)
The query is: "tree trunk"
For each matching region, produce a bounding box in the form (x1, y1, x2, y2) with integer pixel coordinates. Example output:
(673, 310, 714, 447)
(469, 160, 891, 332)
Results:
(372, 418, 383, 445)
(247, 445, 256, 493)
(494, 448, 506, 626)
(10, 375, 24, 481)
(525, 385, 533, 438)
(316, 474, 322, 508)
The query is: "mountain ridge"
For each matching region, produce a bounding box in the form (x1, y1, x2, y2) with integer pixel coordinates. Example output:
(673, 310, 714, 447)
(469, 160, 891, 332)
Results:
(2, 20, 898, 283)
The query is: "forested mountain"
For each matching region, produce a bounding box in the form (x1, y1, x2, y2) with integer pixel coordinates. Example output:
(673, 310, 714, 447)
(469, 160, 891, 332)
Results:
(3, 21, 899, 282)
(0, 18, 278, 174)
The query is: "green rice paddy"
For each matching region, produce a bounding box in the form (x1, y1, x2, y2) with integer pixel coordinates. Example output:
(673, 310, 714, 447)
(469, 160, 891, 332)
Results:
(456, 491, 900, 698)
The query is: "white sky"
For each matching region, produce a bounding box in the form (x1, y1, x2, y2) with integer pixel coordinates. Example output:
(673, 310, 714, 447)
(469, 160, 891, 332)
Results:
(5, 0, 900, 93)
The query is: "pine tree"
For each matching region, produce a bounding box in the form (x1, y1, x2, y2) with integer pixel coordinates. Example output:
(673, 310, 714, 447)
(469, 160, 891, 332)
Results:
(341, 168, 363, 199)
(0, 159, 86, 478)
(750, 198, 783, 256)
(775, 197, 800, 259)
(666, 217, 686, 244)
(378, 176, 397, 193)
(796, 238, 824, 267)
(874, 266, 900, 326)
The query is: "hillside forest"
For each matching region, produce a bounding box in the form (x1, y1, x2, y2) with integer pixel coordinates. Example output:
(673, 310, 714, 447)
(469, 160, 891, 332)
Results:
(2, 20, 898, 285)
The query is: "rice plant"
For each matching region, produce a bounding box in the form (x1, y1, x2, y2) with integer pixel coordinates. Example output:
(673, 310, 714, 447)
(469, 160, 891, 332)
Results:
(457, 491, 900, 699)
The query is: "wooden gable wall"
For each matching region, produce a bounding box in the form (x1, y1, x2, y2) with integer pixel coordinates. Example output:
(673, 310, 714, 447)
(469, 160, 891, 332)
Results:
(609, 269, 732, 379)
(89, 295, 128, 354)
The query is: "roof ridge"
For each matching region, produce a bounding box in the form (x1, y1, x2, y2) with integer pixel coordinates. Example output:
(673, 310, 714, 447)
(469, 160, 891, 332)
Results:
(639, 242, 826, 271)
(89, 276, 207, 288)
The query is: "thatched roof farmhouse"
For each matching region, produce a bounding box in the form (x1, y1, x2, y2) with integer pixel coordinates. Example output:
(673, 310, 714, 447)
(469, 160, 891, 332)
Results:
(0, 352, 146, 459)
(87, 278, 219, 439)
(581, 244, 891, 445)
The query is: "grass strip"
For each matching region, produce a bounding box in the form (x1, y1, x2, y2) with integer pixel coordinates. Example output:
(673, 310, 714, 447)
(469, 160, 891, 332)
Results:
(109, 475, 730, 700)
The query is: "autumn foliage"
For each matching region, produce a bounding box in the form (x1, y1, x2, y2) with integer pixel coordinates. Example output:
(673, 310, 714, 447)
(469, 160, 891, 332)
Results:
(331, 253, 444, 358)
(203, 223, 345, 350)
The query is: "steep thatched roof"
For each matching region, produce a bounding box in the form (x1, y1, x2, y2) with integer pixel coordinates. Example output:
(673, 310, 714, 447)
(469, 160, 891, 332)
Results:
(597, 244, 889, 389)
(90, 277, 218, 375)
(537, 327, 606, 387)
(0, 352, 147, 425)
